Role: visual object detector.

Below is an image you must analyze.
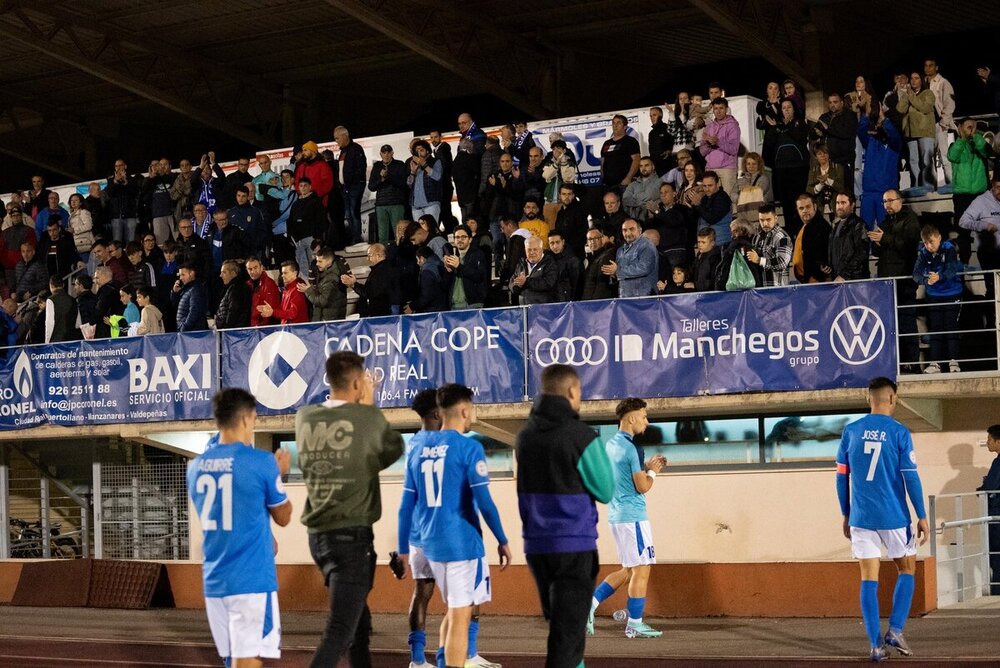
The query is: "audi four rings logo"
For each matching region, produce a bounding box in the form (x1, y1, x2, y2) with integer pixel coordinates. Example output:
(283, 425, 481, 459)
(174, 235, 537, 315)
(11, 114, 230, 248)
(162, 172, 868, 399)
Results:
(535, 336, 609, 366)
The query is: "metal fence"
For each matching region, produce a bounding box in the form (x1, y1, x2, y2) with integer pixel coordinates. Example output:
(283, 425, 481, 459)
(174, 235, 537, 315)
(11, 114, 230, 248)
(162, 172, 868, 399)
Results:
(95, 461, 189, 561)
(929, 491, 999, 605)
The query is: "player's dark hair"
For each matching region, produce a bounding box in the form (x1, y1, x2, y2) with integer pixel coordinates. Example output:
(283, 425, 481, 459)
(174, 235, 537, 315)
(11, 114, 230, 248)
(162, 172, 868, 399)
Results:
(213, 388, 256, 429)
(411, 388, 439, 418)
(540, 364, 579, 396)
(987, 424, 1000, 440)
(868, 377, 897, 394)
(758, 203, 777, 215)
(615, 397, 647, 422)
(326, 351, 365, 391)
(437, 383, 474, 411)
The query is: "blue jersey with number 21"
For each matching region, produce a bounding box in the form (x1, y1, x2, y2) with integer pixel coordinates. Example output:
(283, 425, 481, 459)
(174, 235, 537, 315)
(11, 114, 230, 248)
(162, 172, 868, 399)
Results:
(188, 438, 288, 597)
(836, 414, 917, 530)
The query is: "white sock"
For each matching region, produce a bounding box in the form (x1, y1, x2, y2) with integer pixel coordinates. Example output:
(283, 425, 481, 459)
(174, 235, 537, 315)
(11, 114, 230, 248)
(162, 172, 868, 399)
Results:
(628, 617, 642, 625)
(591, 597, 599, 610)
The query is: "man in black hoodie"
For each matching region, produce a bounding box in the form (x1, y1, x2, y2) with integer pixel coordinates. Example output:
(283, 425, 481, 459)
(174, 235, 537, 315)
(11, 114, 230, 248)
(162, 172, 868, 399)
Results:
(516, 365, 614, 668)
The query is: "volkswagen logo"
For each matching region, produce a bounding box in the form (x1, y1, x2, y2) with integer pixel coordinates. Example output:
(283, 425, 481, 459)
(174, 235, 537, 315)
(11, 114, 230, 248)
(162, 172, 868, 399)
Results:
(534, 336, 609, 367)
(830, 306, 886, 365)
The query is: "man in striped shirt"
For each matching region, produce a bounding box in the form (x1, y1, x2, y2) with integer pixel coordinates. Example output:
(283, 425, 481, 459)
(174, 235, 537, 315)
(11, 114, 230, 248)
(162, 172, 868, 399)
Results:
(748, 203, 792, 286)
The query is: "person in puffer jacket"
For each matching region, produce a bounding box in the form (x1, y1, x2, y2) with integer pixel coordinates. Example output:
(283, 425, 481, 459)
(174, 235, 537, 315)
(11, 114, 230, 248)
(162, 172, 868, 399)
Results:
(912, 225, 963, 373)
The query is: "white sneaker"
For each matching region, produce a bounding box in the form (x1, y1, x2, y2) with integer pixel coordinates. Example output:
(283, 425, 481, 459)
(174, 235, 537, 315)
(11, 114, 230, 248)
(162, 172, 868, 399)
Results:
(949, 360, 961, 373)
(409, 662, 433, 668)
(922, 363, 941, 374)
(465, 656, 502, 668)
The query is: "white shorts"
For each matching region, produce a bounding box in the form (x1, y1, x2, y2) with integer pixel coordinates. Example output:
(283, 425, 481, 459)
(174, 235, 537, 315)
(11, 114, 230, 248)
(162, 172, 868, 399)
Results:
(205, 591, 281, 660)
(428, 557, 491, 608)
(409, 545, 435, 580)
(611, 521, 656, 567)
(851, 526, 917, 560)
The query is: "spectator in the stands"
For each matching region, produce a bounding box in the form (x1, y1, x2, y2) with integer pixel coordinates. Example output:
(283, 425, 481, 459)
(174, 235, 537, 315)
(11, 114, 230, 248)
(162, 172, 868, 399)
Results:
(661, 149, 692, 192)
(715, 219, 763, 290)
(812, 93, 858, 195)
(825, 192, 870, 282)
(343, 243, 400, 317)
(913, 224, 963, 373)
(1, 206, 35, 288)
(871, 188, 921, 370)
(214, 259, 251, 330)
(596, 191, 627, 238)
(135, 287, 164, 335)
(647, 183, 689, 269)
(408, 139, 443, 222)
(191, 153, 227, 213)
(191, 202, 212, 240)
(14, 243, 48, 303)
(105, 160, 140, 243)
(174, 217, 212, 283)
(547, 229, 582, 302)
(140, 233, 164, 272)
(407, 246, 449, 313)
(208, 209, 248, 282)
(293, 141, 335, 207)
(144, 158, 177, 244)
(171, 263, 208, 332)
(334, 126, 368, 244)
(255, 260, 308, 325)
(622, 157, 662, 223)
(748, 204, 792, 287)
(542, 140, 578, 225)
(667, 91, 695, 151)
(511, 235, 558, 305)
(948, 117, 989, 265)
(43, 275, 78, 343)
(498, 216, 529, 293)
(169, 159, 194, 222)
(156, 241, 178, 332)
(519, 199, 550, 249)
(429, 129, 455, 232)
(604, 218, 658, 298)
(858, 105, 903, 229)
(116, 285, 141, 335)
(772, 100, 810, 238)
(286, 176, 327, 277)
(94, 266, 124, 338)
(691, 227, 722, 292)
(301, 246, 347, 321)
(517, 146, 547, 207)
(782, 79, 805, 119)
(756, 82, 782, 168)
(35, 191, 69, 241)
(26, 175, 51, 219)
(408, 216, 449, 259)
(960, 175, 1000, 288)
(368, 144, 408, 244)
(600, 114, 641, 195)
(483, 152, 521, 227)
(581, 225, 618, 301)
(699, 97, 741, 203)
(454, 112, 487, 222)
(806, 145, 845, 214)
(228, 186, 267, 260)
(246, 256, 279, 328)
(648, 106, 675, 176)
(898, 71, 938, 190)
(67, 194, 94, 264)
(443, 224, 489, 310)
(792, 194, 831, 284)
(554, 184, 587, 259)
(735, 152, 772, 225)
(125, 242, 156, 292)
(465, 217, 493, 280)
(217, 156, 252, 212)
(691, 171, 733, 247)
(924, 58, 956, 189)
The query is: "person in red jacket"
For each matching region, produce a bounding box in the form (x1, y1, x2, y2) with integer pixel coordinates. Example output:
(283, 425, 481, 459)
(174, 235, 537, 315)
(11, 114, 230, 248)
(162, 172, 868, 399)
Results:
(257, 259, 308, 325)
(247, 256, 280, 327)
(293, 141, 335, 207)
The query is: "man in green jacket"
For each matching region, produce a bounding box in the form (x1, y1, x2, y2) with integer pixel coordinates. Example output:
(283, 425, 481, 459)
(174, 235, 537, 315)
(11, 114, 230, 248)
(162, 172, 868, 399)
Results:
(948, 117, 990, 264)
(296, 351, 404, 667)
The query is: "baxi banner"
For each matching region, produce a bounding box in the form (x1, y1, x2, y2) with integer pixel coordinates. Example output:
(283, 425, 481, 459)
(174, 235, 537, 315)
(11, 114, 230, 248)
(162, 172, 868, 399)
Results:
(222, 307, 526, 415)
(0, 332, 217, 430)
(526, 281, 898, 400)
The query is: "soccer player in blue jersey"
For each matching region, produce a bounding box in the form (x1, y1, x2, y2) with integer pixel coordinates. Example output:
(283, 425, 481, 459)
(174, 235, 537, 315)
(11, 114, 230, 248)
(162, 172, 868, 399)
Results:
(398, 384, 513, 668)
(392, 389, 502, 668)
(836, 377, 929, 662)
(188, 388, 292, 668)
(587, 397, 667, 639)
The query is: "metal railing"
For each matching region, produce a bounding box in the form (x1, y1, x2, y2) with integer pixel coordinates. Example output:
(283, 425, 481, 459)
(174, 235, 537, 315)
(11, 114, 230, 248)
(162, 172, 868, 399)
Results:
(929, 491, 998, 604)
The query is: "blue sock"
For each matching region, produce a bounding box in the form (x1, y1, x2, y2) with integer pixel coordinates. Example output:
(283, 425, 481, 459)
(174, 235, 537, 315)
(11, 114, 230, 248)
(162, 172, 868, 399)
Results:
(408, 630, 426, 663)
(889, 573, 915, 633)
(860, 580, 882, 648)
(436, 646, 445, 668)
(626, 596, 645, 623)
(467, 619, 479, 658)
(593, 581, 615, 606)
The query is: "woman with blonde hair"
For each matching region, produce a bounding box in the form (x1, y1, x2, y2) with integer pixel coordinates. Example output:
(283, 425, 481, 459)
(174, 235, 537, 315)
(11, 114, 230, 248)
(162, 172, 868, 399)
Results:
(736, 152, 772, 224)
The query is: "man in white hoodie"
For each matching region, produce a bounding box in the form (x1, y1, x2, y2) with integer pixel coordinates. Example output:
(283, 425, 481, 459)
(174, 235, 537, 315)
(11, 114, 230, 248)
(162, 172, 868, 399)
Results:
(925, 58, 956, 188)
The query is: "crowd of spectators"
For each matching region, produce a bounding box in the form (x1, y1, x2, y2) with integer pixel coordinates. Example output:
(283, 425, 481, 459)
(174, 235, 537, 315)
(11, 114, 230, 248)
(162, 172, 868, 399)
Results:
(1, 62, 999, 376)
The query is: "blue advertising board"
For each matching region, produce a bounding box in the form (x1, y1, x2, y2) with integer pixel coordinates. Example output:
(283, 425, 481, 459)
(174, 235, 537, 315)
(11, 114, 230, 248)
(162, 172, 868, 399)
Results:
(526, 281, 897, 400)
(221, 308, 526, 415)
(0, 332, 216, 430)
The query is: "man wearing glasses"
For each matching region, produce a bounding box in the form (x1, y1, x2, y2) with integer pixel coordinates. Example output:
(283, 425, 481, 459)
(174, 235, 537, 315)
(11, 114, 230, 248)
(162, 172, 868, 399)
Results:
(1, 206, 36, 288)
(869, 190, 921, 372)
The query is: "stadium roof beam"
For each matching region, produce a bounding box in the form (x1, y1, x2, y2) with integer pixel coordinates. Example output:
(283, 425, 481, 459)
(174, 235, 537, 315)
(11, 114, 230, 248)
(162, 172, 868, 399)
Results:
(328, 0, 555, 119)
(0, 23, 275, 149)
(0, 140, 85, 181)
(687, 0, 820, 92)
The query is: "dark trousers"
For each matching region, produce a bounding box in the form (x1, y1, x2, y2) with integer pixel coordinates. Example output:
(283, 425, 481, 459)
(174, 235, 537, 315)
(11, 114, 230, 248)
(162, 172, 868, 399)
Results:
(835, 159, 855, 200)
(951, 193, 978, 265)
(989, 520, 1000, 595)
(925, 295, 961, 363)
(896, 280, 919, 364)
(344, 182, 365, 244)
(526, 550, 599, 668)
(308, 526, 376, 668)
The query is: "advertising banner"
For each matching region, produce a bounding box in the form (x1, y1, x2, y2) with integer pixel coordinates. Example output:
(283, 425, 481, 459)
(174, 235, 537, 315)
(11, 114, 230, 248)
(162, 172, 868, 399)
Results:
(526, 281, 897, 400)
(0, 332, 217, 430)
(222, 308, 526, 415)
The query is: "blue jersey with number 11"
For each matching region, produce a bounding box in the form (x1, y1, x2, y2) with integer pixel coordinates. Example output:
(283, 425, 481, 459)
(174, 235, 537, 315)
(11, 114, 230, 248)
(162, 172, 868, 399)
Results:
(836, 414, 917, 530)
(402, 429, 491, 563)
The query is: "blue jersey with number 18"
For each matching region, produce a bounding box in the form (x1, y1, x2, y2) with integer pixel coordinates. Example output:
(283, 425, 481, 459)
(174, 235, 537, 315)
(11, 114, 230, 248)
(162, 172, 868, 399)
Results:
(402, 429, 490, 563)
(187, 439, 288, 597)
(836, 414, 917, 530)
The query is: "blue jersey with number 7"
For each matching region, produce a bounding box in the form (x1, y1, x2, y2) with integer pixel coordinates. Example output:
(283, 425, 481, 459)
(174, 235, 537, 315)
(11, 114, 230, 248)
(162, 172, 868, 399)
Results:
(836, 414, 918, 530)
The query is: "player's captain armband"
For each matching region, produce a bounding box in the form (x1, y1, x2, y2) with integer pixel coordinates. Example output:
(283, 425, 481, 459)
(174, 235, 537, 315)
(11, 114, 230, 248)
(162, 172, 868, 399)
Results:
(836, 462, 849, 475)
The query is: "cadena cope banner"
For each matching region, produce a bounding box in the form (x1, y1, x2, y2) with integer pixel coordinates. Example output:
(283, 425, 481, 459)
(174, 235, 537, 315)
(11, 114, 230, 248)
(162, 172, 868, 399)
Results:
(221, 308, 526, 415)
(0, 332, 216, 430)
(526, 281, 898, 400)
